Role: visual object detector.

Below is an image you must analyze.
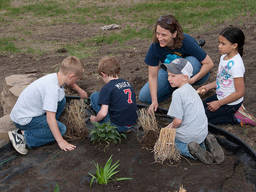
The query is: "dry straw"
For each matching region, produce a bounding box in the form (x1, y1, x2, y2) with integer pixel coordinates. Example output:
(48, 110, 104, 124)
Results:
(177, 185, 186, 192)
(154, 125, 180, 164)
(138, 108, 158, 133)
(61, 99, 88, 140)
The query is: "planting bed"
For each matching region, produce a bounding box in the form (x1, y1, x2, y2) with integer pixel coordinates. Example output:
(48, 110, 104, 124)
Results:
(0, 122, 255, 192)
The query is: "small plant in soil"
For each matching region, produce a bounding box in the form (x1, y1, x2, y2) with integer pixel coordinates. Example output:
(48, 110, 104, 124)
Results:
(90, 122, 127, 145)
(88, 155, 132, 187)
(54, 183, 59, 192)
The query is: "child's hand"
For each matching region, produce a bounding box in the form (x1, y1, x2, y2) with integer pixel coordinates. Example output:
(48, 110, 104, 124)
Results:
(197, 86, 207, 95)
(90, 115, 97, 122)
(79, 90, 88, 99)
(57, 139, 76, 151)
(207, 100, 221, 112)
(70, 83, 88, 99)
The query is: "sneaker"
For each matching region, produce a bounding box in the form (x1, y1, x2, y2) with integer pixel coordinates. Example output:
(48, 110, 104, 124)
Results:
(8, 129, 28, 155)
(188, 142, 214, 164)
(234, 105, 256, 126)
(205, 134, 224, 164)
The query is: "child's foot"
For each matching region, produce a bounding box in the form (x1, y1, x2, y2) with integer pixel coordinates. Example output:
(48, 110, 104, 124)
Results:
(188, 142, 214, 164)
(234, 105, 256, 126)
(8, 129, 28, 155)
(205, 134, 224, 164)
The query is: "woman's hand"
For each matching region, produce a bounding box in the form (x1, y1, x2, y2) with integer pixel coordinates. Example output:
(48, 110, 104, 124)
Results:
(148, 102, 158, 114)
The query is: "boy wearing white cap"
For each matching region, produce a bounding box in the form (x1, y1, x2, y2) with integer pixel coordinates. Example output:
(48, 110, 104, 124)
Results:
(162, 58, 224, 164)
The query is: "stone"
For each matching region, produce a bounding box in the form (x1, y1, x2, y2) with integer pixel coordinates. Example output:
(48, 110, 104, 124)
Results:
(0, 114, 16, 146)
(0, 74, 36, 115)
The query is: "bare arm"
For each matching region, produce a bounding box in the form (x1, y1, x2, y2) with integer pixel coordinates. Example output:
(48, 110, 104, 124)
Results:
(197, 80, 216, 95)
(189, 55, 214, 84)
(166, 118, 182, 129)
(46, 111, 76, 151)
(148, 65, 160, 113)
(207, 77, 245, 111)
(90, 104, 109, 122)
(70, 83, 88, 99)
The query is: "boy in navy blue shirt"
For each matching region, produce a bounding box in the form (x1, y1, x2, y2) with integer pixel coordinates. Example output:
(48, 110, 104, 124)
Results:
(89, 56, 138, 133)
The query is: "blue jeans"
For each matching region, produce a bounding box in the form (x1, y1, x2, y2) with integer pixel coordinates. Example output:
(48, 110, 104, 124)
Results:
(90, 92, 133, 133)
(139, 56, 210, 103)
(14, 98, 66, 148)
(175, 138, 206, 159)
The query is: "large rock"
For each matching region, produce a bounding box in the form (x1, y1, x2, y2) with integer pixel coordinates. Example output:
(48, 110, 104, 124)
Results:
(0, 114, 16, 148)
(0, 74, 36, 115)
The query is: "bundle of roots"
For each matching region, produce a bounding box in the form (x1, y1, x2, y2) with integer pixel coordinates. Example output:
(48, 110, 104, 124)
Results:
(138, 108, 159, 133)
(176, 185, 186, 192)
(154, 127, 180, 164)
(61, 99, 88, 140)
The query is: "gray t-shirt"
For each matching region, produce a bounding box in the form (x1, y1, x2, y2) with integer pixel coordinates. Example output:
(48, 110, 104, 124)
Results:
(10, 73, 65, 125)
(167, 83, 208, 144)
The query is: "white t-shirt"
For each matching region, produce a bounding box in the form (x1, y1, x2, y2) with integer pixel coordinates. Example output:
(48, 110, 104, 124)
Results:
(216, 54, 245, 105)
(167, 83, 208, 144)
(10, 73, 65, 125)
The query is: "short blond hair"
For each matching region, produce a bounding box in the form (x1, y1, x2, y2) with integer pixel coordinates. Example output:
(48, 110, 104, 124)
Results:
(59, 56, 84, 77)
(98, 56, 120, 77)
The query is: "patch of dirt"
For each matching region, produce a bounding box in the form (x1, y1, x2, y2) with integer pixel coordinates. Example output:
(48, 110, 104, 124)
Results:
(0, 13, 256, 192)
(139, 130, 159, 150)
(0, 132, 255, 192)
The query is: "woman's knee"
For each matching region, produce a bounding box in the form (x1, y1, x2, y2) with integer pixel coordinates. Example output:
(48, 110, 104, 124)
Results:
(185, 56, 209, 85)
(138, 84, 151, 104)
(185, 56, 201, 74)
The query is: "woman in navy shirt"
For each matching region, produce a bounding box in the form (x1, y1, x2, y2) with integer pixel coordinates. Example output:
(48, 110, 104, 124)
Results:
(139, 14, 214, 113)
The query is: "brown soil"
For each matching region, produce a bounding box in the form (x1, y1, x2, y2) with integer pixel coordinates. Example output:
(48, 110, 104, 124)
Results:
(0, 15, 256, 192)
(139, 130, 159, 150)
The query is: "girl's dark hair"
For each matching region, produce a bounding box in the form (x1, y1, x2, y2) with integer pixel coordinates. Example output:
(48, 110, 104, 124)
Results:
(220, 26, 245, 57)
(153, 15, 184, 49)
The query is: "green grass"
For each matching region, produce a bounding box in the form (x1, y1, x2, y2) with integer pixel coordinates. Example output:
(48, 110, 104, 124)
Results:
(0, 0, 255, 56)
(64, 42, 97, 59)
(0, 0, 10, 10)
(0, 38, 20, 53)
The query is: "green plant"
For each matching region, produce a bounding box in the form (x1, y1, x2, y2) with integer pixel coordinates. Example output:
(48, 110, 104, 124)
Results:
(88, 155, 132, 187)
(54, 183, 59, 192)
(90, 122, 127, 145)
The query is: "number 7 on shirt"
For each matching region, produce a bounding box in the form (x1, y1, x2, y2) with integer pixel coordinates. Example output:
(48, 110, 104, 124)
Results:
(123, 88, 133, 104)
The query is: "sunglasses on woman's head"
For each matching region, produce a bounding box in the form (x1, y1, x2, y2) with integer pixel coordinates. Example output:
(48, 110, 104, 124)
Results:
(157, 16, 173, 25)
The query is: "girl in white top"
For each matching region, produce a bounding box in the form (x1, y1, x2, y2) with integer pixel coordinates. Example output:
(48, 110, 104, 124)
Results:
(197, 26, 245, 125)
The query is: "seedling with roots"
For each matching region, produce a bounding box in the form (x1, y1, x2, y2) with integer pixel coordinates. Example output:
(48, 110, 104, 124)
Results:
(88, 155, 132, 187)
(60, 99, 88, 140)
(138, 108, 158, 133)
(154, 124, 181, 164)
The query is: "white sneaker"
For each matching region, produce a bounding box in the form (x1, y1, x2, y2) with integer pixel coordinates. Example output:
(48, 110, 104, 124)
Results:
(8, 129, 28, 155)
